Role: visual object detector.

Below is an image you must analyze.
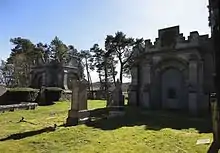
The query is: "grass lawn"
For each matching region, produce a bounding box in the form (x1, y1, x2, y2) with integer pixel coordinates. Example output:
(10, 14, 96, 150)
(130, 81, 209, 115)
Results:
(0, 100, 213, 153)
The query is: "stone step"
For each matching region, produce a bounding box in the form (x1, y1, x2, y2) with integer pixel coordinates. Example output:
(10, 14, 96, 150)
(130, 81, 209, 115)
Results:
(108, 111, 125, 118)
(0, 103, 38, 112)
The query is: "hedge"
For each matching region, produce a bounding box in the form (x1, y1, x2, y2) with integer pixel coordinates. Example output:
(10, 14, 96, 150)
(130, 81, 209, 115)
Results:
(37, 87, 63, 105)
(45, 87, 63, 102)
(0, 88, 39, 105)
(0, 87, 64, 106)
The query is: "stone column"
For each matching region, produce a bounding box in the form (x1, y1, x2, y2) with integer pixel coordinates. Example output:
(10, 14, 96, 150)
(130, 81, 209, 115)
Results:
(128, 66, 138, 106)
(66, 79, 79, 126)
(198, 60, 208, 113)
(188, 59, 198, 115)
(63, 70, 68, 90)
(140, 61, 151, 108)
(42, 71, 46, 86)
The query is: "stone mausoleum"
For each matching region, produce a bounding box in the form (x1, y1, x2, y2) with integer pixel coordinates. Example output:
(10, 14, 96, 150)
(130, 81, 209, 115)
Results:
(128, 26, 215, 115)
(30, 56, 82, 90)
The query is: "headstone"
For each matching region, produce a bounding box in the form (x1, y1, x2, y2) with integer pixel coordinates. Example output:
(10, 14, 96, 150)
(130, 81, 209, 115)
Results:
(66, 79, 80, 126)
(108, 79, 124, 107)
(66, 78, 88, 126)
(78, 79, 88, 110)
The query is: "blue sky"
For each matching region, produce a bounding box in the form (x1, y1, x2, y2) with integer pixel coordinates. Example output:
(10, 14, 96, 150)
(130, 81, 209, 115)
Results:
(0, 0, 210, 82)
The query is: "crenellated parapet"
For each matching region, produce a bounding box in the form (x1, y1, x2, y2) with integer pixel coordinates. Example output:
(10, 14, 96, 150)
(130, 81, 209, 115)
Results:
(140, 26, 211, 53)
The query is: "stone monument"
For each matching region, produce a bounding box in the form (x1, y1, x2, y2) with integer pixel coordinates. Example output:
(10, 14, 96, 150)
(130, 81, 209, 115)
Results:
(128, 25, 215, 115)
(108, 79, 124, 107)
(66, 78, 88, 126)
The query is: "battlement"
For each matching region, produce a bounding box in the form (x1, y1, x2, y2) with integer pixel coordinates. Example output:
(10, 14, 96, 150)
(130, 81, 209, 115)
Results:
(144, 26, 210, 52)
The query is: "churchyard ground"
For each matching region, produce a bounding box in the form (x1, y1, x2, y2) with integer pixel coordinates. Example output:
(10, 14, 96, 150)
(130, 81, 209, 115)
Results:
(0, 100, 213, 153)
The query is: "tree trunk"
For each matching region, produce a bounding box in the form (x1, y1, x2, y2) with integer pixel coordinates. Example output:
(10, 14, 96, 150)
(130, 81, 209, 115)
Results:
(85, 58, 91, 91)
(97, 70, 103, 90)
(209, 1, 220, 151)
(119, 62, 123, 84)
(104, 57, 110, 106)
(89, 74, 93, 92)
(111, 61, 116, 86)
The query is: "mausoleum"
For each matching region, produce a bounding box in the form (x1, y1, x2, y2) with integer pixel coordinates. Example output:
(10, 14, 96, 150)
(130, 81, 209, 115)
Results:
(30, 56, 83, 90)
(128, 26, 215, 115)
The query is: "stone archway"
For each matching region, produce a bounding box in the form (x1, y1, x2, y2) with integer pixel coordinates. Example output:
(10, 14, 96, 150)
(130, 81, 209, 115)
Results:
(161, 68, 186, 110)
(151, 57, 189, 110)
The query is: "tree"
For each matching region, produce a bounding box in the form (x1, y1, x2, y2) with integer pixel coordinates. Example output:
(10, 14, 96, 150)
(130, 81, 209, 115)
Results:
(105, 31, 135, 83)
(123, 38, 145, 78)
(34, 43, 51, 64)
(79, 50, 93, 92)
(8, 37, 36, 87)
(67, 45, 79, 58)
(90, 44, 106, 89)
(90, 44, 117, 89)
(50, 36, 68, 63)
(0, 60, 14, 86)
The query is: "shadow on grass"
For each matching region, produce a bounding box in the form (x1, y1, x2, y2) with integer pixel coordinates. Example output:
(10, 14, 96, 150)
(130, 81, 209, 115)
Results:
(0, 125, 57, 141)
(85, 110, 212, 133)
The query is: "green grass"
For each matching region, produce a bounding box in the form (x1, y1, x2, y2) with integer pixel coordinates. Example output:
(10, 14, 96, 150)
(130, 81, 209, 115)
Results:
(0, 100, 213, 153)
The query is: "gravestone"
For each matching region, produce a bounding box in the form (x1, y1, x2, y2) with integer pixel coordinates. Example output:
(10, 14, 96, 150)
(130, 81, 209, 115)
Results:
(66, 79, 80, 126)
(108, 79, 124, 107)
(78, 79, 88, 110)
(66, 79, 88, 126)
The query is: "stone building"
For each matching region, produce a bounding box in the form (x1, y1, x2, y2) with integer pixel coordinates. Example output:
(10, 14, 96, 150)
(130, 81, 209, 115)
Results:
(128, 26, 214, 115)
(30, 56, 82, 90)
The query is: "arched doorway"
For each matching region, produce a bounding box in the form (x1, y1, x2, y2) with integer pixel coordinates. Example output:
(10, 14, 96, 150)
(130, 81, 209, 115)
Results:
(161, 68, 186, 110)
(151, 58, 189, 110)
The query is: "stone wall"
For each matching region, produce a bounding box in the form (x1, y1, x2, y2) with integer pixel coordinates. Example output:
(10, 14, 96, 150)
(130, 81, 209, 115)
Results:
(129, 26, 214, 115)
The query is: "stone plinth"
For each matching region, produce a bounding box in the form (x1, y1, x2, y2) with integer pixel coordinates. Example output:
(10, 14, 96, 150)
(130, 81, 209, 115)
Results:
(66, 109, 78, 126)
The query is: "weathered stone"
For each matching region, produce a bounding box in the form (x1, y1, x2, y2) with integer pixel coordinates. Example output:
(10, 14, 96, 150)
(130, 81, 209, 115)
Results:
(78, 79, 88, 110)
(66, 110, 78, 126)
(66, 78, 88, 126)
(30, 56, 82, 90)
(108, 79, 124, 107)
(128, 25, 214, 115)
(0, 103, 38, 112)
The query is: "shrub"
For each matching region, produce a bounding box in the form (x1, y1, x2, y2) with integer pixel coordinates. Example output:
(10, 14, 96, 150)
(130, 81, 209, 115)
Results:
(4, 88, 39, 104)
(37, 87, 63, 105)
(45, 87, 63, 102)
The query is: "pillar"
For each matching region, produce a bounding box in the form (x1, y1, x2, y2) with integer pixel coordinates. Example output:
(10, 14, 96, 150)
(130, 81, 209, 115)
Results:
(128, 66, 138, 106)
(140, 61, 151, 108)
(198, 60, 208, 113)
(63, 70, 68, 90)
(42, 71, 46, 86)
(188, 59, 198, 115)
